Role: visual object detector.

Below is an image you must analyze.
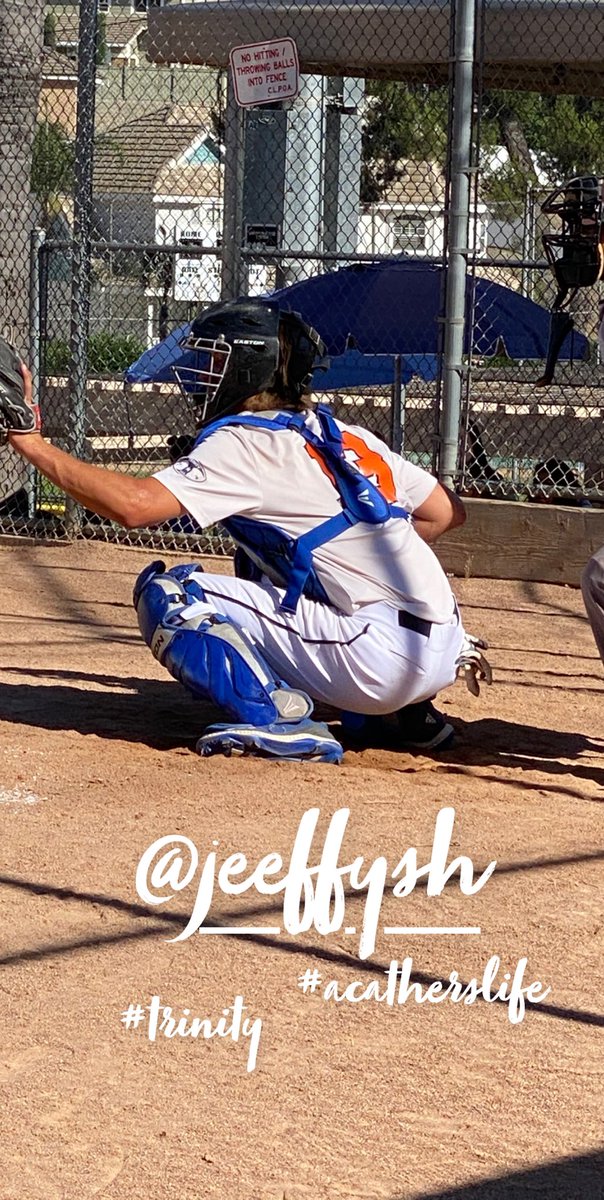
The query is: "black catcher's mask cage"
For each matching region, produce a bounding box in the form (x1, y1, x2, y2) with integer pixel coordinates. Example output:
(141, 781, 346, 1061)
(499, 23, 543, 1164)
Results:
(173, 298, 326, 427)
(542, 175, 604, 302)
(537, 175, 604, 385)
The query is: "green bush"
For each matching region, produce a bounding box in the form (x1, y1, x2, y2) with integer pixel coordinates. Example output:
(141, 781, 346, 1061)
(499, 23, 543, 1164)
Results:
(87, 332, 145, 373)
(45, 339, 70, 374)
(45, 332, 146, 376)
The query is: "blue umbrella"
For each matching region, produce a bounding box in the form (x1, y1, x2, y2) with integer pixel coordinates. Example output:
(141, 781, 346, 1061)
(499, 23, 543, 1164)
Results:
(125, 321, 192, 384)
(315, 347, 439, 389)
(266, 258, 588, 360)
(125, 319, 438, 388)
(125, 258, 587, 385)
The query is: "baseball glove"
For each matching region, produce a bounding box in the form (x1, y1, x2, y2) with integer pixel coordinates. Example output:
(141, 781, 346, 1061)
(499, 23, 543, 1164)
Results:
(0, 339, 40, 444)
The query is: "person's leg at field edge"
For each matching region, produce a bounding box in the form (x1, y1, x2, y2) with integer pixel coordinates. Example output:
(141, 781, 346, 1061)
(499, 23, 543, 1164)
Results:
(133, 560, 344, 763)
(581, 544, 604, 667)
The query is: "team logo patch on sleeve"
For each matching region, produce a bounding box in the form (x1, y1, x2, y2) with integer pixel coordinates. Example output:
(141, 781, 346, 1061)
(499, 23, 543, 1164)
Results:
(174, 457, 207, 483)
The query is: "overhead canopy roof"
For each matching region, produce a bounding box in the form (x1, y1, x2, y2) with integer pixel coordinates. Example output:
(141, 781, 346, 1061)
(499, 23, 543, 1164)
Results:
(147, 0, 604, 94)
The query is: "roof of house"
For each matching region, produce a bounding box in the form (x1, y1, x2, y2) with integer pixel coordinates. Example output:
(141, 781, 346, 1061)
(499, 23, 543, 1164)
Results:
(155, 159, 221, 200)
(93, 105, 217, 195)
(48, 6, 146, 47)
(41, 46, 79, 82)
(156, 128, 222, 197)
(381, 161, 446, 207)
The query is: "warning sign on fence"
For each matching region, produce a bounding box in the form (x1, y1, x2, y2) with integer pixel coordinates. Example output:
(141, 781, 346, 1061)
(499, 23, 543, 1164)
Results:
(229, 38, 299, 107)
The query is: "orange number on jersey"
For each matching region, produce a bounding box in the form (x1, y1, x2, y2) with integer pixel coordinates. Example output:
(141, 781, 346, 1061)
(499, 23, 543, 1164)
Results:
(305, 434, 396, 501)
(340, 432, 397, 501)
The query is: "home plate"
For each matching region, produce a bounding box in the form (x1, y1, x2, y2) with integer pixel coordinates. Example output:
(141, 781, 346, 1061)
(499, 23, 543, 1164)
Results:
(0, 787, 41, 806)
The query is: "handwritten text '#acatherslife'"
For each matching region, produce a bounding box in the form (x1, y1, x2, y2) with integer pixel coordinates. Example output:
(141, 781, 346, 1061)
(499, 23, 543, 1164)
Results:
(135, 807, 495, 960)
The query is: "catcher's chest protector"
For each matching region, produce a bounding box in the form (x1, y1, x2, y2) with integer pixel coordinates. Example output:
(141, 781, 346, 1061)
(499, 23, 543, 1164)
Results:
(193, 404, 410, 613)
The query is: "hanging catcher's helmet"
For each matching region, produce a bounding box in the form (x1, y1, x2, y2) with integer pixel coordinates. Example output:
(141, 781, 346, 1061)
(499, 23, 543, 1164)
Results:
(537, 175, 604, 385)
(173, 297, 326, 426)
(542, 175, 604, 297)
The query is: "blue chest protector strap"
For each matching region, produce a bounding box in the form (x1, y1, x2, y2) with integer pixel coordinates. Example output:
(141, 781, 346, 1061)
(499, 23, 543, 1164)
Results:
(193, 404, 410, 613)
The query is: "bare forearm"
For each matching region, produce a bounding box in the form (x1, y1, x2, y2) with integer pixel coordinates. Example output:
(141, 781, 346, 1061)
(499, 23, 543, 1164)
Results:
(8, 434, 179, 527)
(441, 485, 467, 529)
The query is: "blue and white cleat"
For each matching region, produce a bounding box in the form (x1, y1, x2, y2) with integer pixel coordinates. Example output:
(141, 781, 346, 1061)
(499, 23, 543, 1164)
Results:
(197, 719, 343, 764)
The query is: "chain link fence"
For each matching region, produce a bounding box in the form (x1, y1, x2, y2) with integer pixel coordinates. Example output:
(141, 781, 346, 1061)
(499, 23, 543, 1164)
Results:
(1, 0, 603, 550)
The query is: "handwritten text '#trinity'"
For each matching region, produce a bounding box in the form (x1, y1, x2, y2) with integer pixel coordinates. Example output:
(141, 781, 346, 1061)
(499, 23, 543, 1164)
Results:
(135, 807, 495, 960)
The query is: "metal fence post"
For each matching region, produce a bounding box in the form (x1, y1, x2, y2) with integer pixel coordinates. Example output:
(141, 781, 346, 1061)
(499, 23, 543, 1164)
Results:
(390, 354, 404, 455)
(27, 227, 46, 519)
(439, 0, 476, 489)
(221, 74, 246, 301)
(65, 0, 99, 536)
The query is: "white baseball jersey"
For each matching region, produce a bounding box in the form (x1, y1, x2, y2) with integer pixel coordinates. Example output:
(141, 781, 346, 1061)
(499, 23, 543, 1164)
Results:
(154, 409, 456, 624)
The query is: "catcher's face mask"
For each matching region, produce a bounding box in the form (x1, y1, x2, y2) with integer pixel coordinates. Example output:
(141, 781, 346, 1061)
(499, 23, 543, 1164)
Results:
(542, 175, 604, 297)
(537, 175, 604, 385)
(174, 298, 326, 427)
(172, 334, 232, 424)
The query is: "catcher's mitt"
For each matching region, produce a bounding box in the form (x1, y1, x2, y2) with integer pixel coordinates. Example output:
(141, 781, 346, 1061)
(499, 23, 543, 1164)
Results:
(0, 339, 40, 444)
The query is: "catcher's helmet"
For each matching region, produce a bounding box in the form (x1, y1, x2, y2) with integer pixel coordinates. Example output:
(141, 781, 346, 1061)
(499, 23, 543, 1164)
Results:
(173, 298, 326, 427)
(542, 175, 604, 299)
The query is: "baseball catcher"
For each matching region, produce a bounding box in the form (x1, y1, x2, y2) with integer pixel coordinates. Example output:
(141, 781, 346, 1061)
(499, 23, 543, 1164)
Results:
(2, 301, 491, 763)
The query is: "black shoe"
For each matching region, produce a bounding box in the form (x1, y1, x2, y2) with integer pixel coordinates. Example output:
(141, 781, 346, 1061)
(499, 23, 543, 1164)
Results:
(341, 700, 454, 752)
(397, 700, 454, 750)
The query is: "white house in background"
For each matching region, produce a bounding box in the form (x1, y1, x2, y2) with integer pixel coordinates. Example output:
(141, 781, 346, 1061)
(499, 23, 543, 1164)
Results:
(154, 133, 224, 304)
(48, 3, 150, 66)
(154, 134, 269, 304)
(358, 160, 488, 257)
(95, 110, 490, 338)
(93, 105, 217, 243)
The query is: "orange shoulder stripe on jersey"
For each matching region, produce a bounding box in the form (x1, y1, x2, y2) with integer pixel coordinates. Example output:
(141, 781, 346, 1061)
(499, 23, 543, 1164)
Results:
(304, 442, 336, 485)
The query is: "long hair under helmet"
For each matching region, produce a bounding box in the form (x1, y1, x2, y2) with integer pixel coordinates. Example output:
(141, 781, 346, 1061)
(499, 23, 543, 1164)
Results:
(173, 298, 327, 427)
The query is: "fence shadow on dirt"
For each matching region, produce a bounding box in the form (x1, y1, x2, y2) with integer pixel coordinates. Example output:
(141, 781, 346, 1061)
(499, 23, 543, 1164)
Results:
(343, 713, 604, 790)
(0, 671, 217, 749)
(400, 1146, 604, 1200)
(1, 670, 603, 791)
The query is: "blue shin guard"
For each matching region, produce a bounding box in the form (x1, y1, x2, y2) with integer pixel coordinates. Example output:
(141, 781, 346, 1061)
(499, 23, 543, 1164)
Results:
(133, 562, 342, 761)
(133, 560, 312, 726)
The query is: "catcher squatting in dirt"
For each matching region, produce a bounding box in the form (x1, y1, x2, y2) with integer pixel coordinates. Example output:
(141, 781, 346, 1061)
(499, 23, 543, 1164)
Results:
(2, 301, 499, 764)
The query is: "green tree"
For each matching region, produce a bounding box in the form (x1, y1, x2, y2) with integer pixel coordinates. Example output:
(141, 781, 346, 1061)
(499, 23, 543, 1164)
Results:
(96, 11, 108, 66)
(361, 82, 448, 203)
(481, 91, 604, 211)
(31, 120, 75, 226)
(361, 83, 604, 213)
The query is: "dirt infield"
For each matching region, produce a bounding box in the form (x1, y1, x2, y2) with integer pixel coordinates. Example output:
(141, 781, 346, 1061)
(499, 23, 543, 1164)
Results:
(0, 541, 602, 1200)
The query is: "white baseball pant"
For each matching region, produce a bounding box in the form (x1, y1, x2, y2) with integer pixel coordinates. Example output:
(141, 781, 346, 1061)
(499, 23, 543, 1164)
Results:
(181, 570, 465, 714)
